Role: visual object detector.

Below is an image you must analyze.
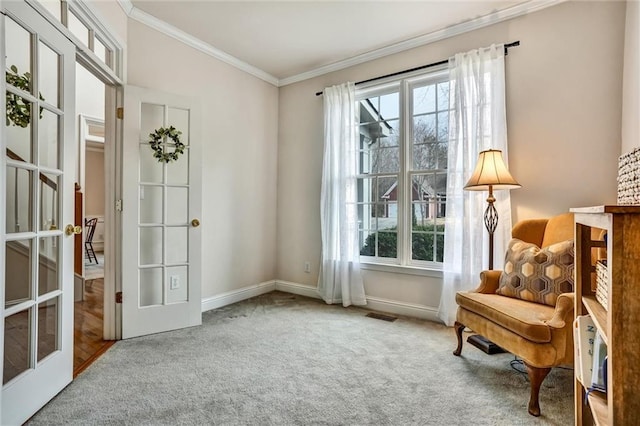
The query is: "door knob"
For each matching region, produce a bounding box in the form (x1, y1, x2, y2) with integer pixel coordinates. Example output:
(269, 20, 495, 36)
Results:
(65, 224, 82, 236)
(191, 219, 200, 227)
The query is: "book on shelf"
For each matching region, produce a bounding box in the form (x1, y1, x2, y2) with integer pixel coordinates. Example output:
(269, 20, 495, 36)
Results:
(574, 314, 608, 393)
(590, 331, 607, 392)
(574, 315, 596, 386)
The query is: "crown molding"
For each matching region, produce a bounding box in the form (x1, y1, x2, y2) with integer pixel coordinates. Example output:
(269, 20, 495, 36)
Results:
(117, 0, 279, 86)
(116, 0, 565, 88)
(116, 0, 134, 16)
(278, 0, 566, 87)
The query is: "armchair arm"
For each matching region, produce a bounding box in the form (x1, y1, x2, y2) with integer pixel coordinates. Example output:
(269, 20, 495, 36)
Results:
(545, 293, 575, 329)
(472, 270, 503, 294)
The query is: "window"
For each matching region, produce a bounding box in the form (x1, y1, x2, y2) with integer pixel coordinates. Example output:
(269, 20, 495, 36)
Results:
(35, 0, 120, 75)
(357, 69, 450, 268)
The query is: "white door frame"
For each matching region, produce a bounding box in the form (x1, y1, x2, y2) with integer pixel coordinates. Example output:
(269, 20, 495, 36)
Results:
(107, 86, 123, 339)
(0, 6, 7, 421)
(71, 65, 120, 342)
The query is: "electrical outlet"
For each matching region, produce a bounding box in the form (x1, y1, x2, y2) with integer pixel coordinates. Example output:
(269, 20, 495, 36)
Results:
(170, 275, 180, 290)
(304, 261, 311, 273)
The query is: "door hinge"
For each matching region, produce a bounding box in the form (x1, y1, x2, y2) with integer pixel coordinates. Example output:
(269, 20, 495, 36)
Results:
(116, 291, 123, 304)
(115, 199, 123, 211)
(116, 107, 123, 119)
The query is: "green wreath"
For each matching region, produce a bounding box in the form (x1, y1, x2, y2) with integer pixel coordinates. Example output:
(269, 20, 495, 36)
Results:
(148, 126, 185, 163)
(6, 65, 44, 128)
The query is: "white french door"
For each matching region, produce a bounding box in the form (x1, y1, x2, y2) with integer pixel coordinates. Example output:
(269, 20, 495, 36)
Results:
(1, 2, 76, 424)
(121, 86, 202, 339)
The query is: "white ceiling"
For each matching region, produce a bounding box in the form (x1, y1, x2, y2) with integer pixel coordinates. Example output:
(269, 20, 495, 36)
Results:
(125, 1, 558, 85)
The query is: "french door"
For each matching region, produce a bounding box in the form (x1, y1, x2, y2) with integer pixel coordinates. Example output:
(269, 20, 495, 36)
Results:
(1, 2, 76, 424)
(121, 86, 202, 339)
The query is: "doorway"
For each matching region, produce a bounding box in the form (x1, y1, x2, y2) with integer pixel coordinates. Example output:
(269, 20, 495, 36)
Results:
(73, 63, 113, 376)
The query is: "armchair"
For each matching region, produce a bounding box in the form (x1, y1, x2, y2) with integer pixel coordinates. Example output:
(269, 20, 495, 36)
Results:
(452, 212, 579, 417)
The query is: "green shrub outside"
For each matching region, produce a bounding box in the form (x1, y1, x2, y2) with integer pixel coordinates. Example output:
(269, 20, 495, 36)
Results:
(360, 223, 445, 261)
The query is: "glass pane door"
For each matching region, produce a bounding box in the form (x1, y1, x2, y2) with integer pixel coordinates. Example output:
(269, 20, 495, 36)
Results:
(121, 86, 201, 339)
(2, 2, 75, 424)
(138, 103, 191, 307)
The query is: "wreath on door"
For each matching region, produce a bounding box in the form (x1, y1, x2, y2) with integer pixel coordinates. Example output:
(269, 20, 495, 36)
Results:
(6, 65, 44, 128)
(148, 126, 185, 163)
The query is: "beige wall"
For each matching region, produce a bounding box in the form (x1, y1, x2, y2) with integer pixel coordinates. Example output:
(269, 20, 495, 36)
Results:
(76, 63, 105, 120)
(276, 1, 626, 312)
(622, 0, 640, 154)
(85, 149, 105, 216)
(127, 21, 279, 299)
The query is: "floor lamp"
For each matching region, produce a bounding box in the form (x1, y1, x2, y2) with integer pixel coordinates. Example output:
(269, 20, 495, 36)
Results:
(464, 149, 521, 270)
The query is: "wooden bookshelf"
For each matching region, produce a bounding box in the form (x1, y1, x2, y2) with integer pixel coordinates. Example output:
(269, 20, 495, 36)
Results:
(572, 206, 640, 426)
(587, 392, 608, 426)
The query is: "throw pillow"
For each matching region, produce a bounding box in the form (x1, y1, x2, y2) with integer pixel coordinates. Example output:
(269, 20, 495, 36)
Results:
(497, 238, 574, 306)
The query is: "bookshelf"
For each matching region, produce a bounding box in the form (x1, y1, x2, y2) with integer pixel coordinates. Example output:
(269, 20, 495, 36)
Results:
(571, 206, 640, 425)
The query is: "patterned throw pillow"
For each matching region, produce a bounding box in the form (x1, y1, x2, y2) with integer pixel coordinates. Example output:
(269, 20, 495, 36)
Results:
(497, 238, 574, 306)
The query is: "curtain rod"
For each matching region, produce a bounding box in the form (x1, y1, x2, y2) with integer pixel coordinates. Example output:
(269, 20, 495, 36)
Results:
(315, 41, 520, 96)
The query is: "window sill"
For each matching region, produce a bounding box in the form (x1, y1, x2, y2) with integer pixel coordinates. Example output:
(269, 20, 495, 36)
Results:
(360, 262, 443, 278)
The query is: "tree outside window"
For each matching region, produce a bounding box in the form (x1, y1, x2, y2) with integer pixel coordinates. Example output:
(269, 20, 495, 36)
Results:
(357, 73, 449, 266)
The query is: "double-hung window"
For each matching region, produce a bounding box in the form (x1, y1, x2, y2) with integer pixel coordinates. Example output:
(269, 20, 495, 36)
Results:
(356, 69, 450, 268)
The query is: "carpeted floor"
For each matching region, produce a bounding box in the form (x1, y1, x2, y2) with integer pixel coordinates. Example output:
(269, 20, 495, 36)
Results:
(29, 291, 573, 425)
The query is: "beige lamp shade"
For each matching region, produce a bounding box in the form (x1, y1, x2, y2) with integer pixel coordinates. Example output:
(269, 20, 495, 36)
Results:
(464, 149, 521, 191)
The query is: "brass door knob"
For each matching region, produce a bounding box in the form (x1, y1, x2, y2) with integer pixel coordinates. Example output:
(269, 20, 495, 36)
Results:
(191, 219, 200, 227)
(65, 224, 82, 236)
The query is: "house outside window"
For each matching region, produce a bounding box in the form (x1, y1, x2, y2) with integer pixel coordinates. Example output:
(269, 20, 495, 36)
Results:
(357, 69, 449, 268)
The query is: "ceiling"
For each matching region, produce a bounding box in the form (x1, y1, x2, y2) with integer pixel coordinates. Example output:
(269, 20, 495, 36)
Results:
(126, 1, 554, 85)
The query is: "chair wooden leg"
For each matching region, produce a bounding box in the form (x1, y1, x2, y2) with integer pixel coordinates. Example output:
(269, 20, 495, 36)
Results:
(523, 362, 551, 417)
(453, 321, 465, 356)
(85, 242, 98, 264)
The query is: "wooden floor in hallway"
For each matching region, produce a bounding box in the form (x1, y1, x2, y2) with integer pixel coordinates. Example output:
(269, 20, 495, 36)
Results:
(74, 278, 113, 376)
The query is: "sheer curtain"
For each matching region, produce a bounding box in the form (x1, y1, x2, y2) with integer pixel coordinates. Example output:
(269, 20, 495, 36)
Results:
(318, 82, 367, 307)
(438, 44, 513, 326)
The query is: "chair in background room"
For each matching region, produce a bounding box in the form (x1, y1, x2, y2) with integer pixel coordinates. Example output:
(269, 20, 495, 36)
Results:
(84, 217, 98, 264)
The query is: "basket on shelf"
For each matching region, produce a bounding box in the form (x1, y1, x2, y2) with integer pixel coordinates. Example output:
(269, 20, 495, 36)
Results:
(595, 260, 608, 310)
(617, 147, 640, 205)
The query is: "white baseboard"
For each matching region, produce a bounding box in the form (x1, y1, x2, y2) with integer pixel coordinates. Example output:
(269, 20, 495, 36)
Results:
(365, 296, 441, 322)
(275, 280, 441, 322)
(200, 279, 441, 323)
(274, 280, 321, 299)
(201, 280, 276, 313)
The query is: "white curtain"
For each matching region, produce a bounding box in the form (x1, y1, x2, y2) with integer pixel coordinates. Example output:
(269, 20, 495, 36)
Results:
(318, 82, 367, 307)
(438, 44, 513, 326)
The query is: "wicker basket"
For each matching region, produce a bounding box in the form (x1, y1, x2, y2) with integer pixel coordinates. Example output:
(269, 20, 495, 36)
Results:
(595, 260, 608, 310)
(617, 147, 640, 205)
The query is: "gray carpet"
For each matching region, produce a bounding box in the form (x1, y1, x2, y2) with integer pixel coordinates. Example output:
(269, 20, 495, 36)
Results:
(29, 291, 573, 425)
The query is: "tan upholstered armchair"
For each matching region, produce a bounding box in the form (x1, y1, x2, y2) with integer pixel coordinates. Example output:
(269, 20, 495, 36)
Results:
(453, 213, 578, 417)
